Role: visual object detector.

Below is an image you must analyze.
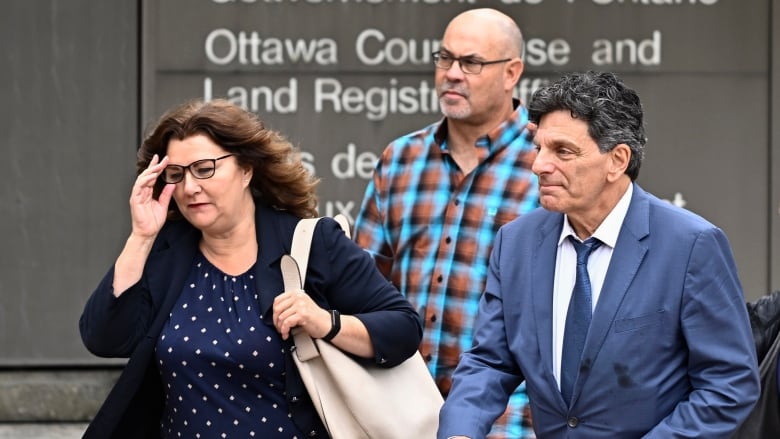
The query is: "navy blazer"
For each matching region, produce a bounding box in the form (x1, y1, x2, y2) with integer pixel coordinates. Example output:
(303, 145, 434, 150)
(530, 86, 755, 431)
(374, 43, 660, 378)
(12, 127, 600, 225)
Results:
(439, 184, 759, 438)
(80, 202, 422, 438)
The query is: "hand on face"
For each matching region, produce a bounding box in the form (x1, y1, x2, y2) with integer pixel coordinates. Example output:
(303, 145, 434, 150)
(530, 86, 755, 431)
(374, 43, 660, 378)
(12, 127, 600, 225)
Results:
(272, 289, 331, 340)
(129, 154, 175, 239)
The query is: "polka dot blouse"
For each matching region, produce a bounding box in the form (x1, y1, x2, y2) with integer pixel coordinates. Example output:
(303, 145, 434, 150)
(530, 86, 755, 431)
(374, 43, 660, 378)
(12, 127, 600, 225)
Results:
(155, 252, 303, 438)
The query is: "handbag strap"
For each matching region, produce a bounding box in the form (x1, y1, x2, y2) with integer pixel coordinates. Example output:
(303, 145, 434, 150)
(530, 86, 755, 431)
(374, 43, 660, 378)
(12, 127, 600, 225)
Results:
(287, 217, 321, 287)
(281, 215, 350, 362)
(284, 214, 351, 288)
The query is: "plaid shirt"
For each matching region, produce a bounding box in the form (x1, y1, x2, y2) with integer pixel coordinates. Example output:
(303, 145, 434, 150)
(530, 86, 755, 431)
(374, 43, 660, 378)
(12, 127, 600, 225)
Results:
(354, 103, 539, 438)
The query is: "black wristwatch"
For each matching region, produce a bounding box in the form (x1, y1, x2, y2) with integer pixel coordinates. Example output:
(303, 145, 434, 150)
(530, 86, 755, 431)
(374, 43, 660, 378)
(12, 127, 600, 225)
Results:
(321, 309, 341, 342)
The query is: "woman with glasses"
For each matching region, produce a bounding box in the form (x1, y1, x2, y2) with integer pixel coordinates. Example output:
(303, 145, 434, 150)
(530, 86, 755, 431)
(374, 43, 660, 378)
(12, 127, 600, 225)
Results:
(79, 99, 423, 439)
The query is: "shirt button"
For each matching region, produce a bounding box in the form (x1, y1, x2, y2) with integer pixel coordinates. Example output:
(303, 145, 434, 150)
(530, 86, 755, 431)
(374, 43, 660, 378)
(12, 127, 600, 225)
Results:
(425, 354, 433, 362)
(567, 417, 579, 428)
(437, 275, 443, 283)
(445, 236, 452, 244)
(309, 430, 317, 436)
(430, 315, 437, 322)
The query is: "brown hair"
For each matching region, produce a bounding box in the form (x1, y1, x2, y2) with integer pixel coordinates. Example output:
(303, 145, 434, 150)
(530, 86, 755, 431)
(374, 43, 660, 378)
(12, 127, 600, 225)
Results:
(137, 99, 319, 219)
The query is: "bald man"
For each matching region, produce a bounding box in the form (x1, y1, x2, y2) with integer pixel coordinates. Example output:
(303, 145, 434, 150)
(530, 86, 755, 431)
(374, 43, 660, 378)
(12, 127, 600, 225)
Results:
(354, 8, 539, 438)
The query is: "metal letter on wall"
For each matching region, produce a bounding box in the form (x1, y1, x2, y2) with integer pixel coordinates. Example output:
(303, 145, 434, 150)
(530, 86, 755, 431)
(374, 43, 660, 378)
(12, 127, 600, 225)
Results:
(142, 0, 771, 299)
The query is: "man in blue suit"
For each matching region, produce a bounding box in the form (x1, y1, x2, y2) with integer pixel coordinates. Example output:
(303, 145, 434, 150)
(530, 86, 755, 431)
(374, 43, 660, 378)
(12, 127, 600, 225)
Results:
(438, 71, 759, 438)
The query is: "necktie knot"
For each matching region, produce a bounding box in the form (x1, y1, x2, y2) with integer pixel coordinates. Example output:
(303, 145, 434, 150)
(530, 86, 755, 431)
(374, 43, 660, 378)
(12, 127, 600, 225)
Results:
(569, 236, 602, 266)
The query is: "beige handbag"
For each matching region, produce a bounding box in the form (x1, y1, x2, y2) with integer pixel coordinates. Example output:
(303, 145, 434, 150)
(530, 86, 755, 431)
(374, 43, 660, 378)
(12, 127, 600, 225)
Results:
(280, 215, 443, 439)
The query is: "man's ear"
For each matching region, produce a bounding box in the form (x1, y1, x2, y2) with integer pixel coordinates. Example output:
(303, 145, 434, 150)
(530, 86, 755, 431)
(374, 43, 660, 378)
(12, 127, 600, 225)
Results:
(607, 144, 631, 181)
(505, 58, 524, 92)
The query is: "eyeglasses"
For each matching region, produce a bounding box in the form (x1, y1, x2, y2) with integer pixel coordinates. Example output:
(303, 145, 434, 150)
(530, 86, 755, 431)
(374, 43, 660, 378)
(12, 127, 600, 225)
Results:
(432, 51, 511, 75)
(161, 154, 235, 184)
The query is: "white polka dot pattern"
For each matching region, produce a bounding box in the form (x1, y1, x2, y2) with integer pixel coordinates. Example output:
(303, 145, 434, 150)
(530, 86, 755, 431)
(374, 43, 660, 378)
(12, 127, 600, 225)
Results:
(155, 252, 302, 438)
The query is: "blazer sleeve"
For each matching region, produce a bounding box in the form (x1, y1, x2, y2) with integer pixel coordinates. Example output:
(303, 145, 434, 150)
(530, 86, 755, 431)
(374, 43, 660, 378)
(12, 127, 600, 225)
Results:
(305, 217, 423, 368)
(78, 221, 192, 358)
(644, 227, 760, 438)
(437, 227, 526, 439)
(79, 265, 155, 358)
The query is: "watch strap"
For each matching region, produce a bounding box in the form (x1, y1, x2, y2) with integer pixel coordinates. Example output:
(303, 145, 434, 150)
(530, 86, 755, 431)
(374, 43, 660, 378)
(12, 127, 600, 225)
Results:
(322, 309, 341, 342)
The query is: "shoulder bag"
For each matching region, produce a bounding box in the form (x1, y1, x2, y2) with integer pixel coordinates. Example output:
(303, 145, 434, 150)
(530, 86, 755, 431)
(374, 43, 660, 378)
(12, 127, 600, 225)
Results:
(280, 215, 443, 439)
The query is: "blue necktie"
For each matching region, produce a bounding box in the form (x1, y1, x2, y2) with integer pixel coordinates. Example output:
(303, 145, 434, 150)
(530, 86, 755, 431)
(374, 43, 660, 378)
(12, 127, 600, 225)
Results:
(560, 236, 602, 406)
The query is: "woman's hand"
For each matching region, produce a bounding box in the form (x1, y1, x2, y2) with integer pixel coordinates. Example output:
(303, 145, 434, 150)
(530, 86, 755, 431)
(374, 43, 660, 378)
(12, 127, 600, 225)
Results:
(113, 155, 175, 296)
(273, 289, 375, 358)
(272, 289, 331, 340)
(130, 154, 175, 239)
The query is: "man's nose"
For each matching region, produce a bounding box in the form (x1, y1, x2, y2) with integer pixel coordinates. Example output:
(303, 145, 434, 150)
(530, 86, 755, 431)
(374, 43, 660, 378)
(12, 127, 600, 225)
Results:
(445, 60, 466, 79)
(531, 148, 551, 175)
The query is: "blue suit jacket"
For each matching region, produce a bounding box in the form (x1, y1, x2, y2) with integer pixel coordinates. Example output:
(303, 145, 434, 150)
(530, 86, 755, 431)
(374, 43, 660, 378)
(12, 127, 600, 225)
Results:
(439, 184, 759, 438)
(80, 202, 422, 438)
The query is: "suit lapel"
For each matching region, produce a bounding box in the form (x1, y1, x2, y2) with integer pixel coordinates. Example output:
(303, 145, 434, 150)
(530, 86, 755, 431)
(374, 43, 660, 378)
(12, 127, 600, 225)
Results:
(145, 224, 200, 337)
(531, 213, 568, 410)
(253, 204, 290, 323)
(571, 184, 650, 405)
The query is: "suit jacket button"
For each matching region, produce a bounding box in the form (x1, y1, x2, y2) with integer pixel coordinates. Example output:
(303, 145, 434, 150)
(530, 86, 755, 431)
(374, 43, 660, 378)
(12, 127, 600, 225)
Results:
(567, 417, 579, 428)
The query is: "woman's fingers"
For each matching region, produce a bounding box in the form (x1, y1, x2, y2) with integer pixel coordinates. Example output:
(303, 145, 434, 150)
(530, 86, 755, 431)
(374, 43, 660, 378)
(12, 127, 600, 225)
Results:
(129, 154, 173, 237)
(272, 290, 328, 340)
(156, 182, 175, 211)
(132, 155, 168, 194)
(141, 155, 168, 183)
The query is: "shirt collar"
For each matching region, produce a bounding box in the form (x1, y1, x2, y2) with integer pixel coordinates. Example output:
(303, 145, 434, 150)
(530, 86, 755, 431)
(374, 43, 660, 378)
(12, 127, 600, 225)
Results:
(558, 183, 634, 248)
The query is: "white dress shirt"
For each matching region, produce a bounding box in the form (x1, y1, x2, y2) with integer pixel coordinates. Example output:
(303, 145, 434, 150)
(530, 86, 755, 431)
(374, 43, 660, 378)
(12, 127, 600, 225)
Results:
(552, 184, 633, 389)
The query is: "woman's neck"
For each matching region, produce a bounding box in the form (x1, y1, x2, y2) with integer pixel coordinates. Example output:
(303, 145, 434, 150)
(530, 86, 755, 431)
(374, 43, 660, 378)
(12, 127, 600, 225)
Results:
(199, 210, 258, 276)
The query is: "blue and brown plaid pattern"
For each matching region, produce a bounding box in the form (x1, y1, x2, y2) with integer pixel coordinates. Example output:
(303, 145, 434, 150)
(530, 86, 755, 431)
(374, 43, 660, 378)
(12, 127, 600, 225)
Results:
(354, 105, 539, 438)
